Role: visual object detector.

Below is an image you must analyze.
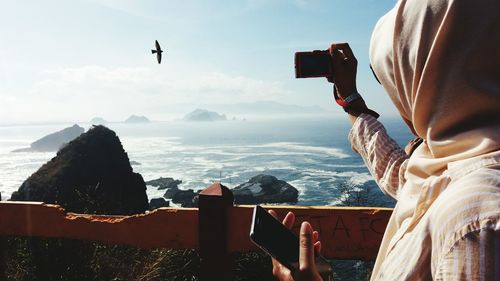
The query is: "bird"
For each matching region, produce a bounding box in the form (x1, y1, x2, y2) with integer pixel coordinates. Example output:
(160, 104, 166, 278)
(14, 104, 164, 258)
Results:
(151, 40, 163, 64)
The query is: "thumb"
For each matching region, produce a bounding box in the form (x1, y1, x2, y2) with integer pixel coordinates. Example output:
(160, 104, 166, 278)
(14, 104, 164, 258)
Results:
(299, 221, 315, 271)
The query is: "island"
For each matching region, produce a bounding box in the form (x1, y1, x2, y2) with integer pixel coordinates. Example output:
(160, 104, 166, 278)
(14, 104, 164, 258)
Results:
(183, 109, 226, 122)
(90, 117, 108, 125)
(12, 124, 85, 152)
(125, 115, 150, 123)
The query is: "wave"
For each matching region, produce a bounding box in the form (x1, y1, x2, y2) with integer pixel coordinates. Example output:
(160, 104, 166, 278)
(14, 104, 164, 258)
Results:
(254, 142, 349, 158)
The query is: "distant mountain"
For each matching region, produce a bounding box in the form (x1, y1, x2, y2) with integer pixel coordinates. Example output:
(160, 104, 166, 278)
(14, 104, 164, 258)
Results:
(90, 117, 108, 125)
(125, 115, 150, 123)
(240, 101, 325, 114)
(183, 109, 227, 122)
(12, 124, 85, 152)
(199, 101, 327, 116)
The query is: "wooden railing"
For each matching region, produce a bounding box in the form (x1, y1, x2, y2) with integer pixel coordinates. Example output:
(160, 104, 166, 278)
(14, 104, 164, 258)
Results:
(0, 183, 392, 280)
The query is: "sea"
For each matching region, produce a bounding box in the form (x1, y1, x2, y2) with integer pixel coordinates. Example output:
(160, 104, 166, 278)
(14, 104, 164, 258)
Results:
(0, 116, 412, 208)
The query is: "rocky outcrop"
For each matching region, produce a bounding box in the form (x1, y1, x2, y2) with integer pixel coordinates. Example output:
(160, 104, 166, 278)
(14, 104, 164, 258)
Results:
(171, 190, 197, 207)
(10, 125, 149, 215)
(12, 124, 84, 152)
(145, 176, 195, 207)
(149, 198, 170, 210)
(183, 109, 226, 122)
(231, 174, 298, 204)
(146, 177, 182, 190)
(125, 115, 150, 123)
(160, 175, 298, 207)
(163, 187, 180, 198)
(162, 186, 198, 207)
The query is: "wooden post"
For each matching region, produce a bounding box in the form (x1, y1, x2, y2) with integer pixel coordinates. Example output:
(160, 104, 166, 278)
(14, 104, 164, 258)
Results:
(198, 182, 234, 281)
(0, 236, 6, 281)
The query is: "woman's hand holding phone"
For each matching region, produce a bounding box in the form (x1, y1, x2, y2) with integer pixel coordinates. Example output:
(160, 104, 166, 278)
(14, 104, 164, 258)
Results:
(268, 210, 325, 281)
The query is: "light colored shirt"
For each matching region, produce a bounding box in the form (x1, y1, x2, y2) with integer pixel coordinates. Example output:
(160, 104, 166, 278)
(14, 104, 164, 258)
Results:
(348, 114, 500, 281)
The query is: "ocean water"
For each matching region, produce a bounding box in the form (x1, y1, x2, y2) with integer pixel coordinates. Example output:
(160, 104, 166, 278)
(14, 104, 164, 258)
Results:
(0, 116, 412, 207)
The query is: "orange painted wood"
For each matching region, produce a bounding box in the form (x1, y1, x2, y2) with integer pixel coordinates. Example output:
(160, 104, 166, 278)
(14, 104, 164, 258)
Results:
(0, 202, 392, 260)
(0, 201, 198, 249)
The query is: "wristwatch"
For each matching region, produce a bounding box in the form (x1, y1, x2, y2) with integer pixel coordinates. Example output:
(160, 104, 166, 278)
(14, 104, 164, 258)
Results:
(333, 86, 380, 118)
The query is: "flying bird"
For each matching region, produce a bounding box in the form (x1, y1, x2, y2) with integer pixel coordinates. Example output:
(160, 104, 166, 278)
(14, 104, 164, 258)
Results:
(151, 40, 163, 64)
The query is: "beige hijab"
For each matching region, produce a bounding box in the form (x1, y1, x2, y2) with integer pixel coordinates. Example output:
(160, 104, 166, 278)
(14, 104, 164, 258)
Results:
(370, 0, 500, 186)
(369, 0, 500, 278)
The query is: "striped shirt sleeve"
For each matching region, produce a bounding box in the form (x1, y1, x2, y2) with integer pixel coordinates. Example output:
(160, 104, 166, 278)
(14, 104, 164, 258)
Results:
(348, 114, 409, 200)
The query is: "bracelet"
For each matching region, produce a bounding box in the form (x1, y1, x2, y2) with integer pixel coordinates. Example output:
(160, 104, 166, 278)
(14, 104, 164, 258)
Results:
(333, 85, 380, 118)
(343, 92, 362, 104)
(333, 86, 362, 107)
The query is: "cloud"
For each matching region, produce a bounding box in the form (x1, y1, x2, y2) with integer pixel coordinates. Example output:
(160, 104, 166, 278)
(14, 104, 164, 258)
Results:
(0, 65, 291, 123)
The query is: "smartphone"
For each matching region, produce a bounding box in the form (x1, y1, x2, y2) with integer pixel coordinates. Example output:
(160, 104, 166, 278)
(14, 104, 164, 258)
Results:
(294, 50, 332, 78)
(250, 205, 333, 280)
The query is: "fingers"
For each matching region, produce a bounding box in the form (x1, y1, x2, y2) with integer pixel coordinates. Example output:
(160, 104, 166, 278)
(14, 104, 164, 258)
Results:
(268, 213, 323, 281)
(299, 221, 316, 270)
(340, 43, 356, 60)
(269, 212, 317, 269)
(314, 241, 322, 254)
(330, 48, 346, 65)
(271, 259, 292, 280)
(282, 211, 295, 230)
(327, 42, 359, 97)
(268, 209, 279, 219)
(329, 42, 356, 60)
(312, 231, 322, 255)
(269, 210, 295, 230)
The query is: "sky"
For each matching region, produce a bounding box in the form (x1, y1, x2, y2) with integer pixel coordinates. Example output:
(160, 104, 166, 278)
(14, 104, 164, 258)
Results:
(0, 0, 399, 124)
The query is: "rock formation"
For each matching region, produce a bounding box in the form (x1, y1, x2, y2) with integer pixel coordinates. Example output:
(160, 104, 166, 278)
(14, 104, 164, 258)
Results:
(146, 177, 182, 190)
(149, 198, 170, 210)
(10, 125, 149, 215)
(232, 174, 298, 204)
(183, 109, 226, 122)
(162, 186, 198, 207)
(12, 124, 84, 152)
(158, 175, 298, 207)
(171, 190, 197, 207)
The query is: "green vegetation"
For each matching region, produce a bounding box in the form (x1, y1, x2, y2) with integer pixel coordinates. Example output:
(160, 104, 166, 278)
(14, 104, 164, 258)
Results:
(1, 237, 199, 281)
(0, 237, 279, 281)
(1, 236, 373, 281)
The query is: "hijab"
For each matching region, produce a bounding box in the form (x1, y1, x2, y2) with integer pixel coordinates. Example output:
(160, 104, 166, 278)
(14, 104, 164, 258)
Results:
(370, 0, 500, 186)
(368, 1, 500, 278)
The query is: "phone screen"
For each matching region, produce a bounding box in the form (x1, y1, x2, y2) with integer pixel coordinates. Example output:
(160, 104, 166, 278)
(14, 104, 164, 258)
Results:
(295, 51, 332, 78)
(250, 205, 299, 269)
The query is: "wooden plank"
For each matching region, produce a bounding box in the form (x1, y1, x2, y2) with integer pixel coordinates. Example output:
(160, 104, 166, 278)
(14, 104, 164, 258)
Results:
(228, 205, 392, 261)
(0, 202, 392, 260)
(0, 201, 198, 249)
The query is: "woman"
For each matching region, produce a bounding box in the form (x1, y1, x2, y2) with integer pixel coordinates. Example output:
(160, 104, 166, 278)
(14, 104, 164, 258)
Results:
(271, 0, 500, 280)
